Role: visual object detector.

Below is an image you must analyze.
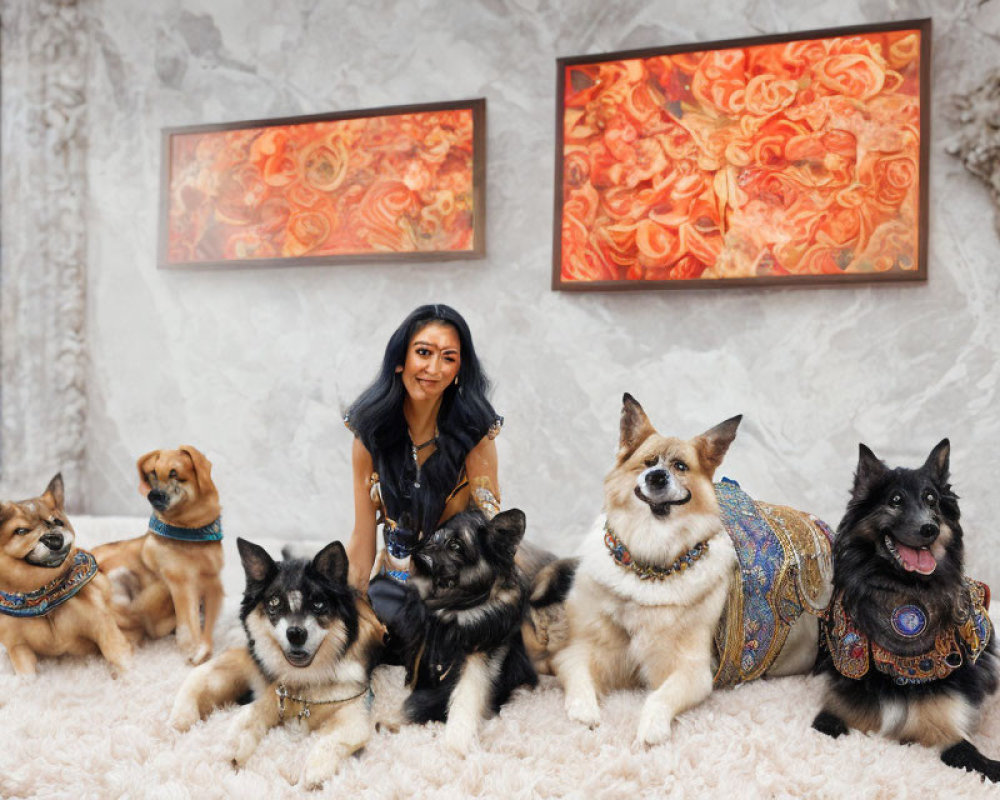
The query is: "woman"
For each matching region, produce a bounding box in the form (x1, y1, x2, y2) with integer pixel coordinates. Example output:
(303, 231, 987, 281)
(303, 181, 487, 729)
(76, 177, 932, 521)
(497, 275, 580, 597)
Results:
(343, 304, 502, 629)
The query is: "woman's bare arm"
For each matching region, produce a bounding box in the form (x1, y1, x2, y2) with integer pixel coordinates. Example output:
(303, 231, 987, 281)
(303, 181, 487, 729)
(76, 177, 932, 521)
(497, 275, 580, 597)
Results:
(346, 437, 378, 592)
(465, 434, 500, 518)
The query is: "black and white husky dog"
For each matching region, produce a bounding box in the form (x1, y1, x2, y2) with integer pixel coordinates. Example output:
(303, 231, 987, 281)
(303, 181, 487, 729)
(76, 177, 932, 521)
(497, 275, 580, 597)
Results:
(813, 440, 999, 781)
(395, 508, 537, 754)
(170, 538, 385, 789)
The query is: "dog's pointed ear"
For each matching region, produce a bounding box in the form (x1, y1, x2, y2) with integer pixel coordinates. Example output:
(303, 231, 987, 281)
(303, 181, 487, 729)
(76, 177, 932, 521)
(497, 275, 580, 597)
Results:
(179, 445, 216, 496)
(136, 450, 160, 496)
(312, 541, 350, 586)
(618, 393, 656, 461)
(696, 415, 741, 476)
(489, 508, 526, 564)
(237, 538, 276, 584)
(853, 444, 887, 494)
(923, 439, 950, 484)
(41, 473, 65, 510)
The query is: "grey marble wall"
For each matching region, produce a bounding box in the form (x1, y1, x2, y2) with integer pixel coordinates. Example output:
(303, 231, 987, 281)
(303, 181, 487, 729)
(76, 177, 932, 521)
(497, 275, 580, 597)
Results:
(4, 0, 1000, 584)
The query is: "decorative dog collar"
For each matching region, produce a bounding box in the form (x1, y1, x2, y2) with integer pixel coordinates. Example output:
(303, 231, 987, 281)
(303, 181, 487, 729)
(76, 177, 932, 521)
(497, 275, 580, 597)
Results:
(825, 579, 993, 685)
(275, 683, 373, 722)
(0, 550, 99, 618)
(603, 522, 710, 580)
(148, 515, 223, 542)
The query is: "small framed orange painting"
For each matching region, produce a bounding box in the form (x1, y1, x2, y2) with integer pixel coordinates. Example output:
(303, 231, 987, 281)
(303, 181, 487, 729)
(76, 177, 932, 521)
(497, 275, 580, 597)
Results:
(553, 20, 931, 291)
(160, 99, 486, 268)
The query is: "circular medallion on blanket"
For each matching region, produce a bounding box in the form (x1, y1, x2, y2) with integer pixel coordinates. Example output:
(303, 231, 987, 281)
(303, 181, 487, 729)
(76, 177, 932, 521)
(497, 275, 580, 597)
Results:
(891, 604, 927, 638)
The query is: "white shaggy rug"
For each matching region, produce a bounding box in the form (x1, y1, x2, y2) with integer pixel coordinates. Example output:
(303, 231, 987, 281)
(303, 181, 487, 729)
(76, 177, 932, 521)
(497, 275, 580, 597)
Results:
(2, 518, 999, 800)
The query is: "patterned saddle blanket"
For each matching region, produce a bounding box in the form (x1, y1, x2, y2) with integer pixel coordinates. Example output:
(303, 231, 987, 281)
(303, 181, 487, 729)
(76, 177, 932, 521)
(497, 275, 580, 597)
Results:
(712, 478, 834, 687)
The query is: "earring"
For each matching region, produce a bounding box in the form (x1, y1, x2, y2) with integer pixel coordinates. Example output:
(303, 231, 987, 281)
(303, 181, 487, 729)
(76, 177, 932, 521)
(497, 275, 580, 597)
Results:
(454, 376, 460, 386)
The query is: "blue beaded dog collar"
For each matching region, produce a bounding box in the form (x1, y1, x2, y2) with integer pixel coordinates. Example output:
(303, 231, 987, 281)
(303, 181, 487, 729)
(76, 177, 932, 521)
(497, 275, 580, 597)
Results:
(0, 550, 99, 618)
(149, 515, 223, 542)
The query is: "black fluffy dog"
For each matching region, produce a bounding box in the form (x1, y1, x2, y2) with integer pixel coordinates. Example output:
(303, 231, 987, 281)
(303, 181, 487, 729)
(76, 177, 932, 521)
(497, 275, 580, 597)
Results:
(813, 440, 999, 781)
(396, 508, 537, 754)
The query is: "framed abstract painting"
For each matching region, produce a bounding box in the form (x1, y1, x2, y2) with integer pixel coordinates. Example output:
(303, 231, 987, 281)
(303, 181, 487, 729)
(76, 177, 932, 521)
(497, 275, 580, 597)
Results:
(160, 99, 486, 268)
(553, 20, 931, 291)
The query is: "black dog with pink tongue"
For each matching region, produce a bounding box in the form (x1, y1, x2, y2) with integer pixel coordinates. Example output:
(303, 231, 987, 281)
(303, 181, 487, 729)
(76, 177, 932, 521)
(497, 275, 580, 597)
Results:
(813, 439, 1000, 781)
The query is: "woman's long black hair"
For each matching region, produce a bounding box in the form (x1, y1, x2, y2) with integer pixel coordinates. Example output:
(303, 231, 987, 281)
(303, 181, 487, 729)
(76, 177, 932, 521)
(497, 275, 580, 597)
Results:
(346, 304, 498, 537)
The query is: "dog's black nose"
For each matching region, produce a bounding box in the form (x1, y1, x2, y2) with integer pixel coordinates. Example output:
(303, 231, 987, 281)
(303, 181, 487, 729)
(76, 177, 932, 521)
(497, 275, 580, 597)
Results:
(147, 490, 169, 510)
(40, 532, 64, 551)
(919, 523, 939, 542)
(646, 469, 669, 490)
(286, 626, 307, 647)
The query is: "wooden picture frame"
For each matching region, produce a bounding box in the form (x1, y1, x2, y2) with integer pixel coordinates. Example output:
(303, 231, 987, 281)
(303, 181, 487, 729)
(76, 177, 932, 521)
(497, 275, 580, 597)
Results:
(553, 20, 931, 291)
(160, 99, 486, 269)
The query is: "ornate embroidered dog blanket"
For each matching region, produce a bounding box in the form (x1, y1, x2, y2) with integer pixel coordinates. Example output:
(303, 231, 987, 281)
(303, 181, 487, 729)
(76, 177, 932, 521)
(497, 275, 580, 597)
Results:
(0, 550, 99, 618)
(825, 578, 993, 685)
(712, 478, 834, 687)
(148, 515, 223, 542)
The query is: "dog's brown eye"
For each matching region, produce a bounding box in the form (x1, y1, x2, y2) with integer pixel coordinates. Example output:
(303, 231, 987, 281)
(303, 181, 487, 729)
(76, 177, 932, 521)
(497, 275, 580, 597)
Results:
(266, 596, 281, 609)
(310, 600, 326, 613)
(14, 527, 30, 536)
(890, 493, 903, 506)
(924, 492, 937, 505)
(672, 460, 689, 472)
(52, 519, 64, 527)
(448, 539, 462, 553)
(169, 469, 178, 479)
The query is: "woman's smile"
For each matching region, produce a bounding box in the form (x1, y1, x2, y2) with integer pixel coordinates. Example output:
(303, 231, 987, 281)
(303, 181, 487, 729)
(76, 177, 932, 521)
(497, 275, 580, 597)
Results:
(400, 322, 461, 402)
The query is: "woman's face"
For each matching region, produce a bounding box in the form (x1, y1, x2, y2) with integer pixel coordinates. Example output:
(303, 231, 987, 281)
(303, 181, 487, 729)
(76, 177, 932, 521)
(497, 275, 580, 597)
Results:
(399, 322, 462, 403)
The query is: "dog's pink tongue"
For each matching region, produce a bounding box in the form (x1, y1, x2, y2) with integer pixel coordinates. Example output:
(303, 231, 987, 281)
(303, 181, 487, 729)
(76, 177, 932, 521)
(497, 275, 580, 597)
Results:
(897, 542, 937, 575)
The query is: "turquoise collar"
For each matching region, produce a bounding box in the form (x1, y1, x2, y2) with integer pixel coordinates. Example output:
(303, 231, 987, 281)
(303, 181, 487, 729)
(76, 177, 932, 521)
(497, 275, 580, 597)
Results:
(149, 515, 223, 542)
(0, 550, 99, 618)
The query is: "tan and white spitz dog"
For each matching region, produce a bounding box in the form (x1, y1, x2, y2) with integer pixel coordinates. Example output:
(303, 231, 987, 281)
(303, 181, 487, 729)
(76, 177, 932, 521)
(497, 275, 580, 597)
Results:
(536, 395, 825, 746)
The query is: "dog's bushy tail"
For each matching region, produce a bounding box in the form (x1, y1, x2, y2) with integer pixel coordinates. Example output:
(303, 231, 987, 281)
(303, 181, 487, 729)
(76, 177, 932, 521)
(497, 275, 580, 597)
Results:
(529, 557, 579, 610)
(522, 558, 579, 674)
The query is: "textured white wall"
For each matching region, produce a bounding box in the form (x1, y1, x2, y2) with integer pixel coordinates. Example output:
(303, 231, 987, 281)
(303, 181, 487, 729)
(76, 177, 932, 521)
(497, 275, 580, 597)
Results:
(72, 0, 1000, 584)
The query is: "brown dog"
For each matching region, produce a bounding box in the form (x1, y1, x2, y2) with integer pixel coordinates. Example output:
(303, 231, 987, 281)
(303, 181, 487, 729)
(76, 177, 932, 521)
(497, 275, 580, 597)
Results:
(93, 446, 224, 665)
(0, 474, 133, 676)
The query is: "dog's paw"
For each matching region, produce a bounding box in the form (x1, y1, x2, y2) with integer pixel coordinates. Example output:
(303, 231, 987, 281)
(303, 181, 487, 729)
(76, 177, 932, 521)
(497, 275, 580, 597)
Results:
(565, 695, 601, 728)
(812, 710, 849, 739)
(168, 696, 200, 732)
(374, 706, 403, 734)
(443, 721, 477, 757)
(635, 710, 672, 748)
(189, 642, 212, 666)
(301, 753, 338, 791)
(108, 651, 135, 680)
(228, 729, 259, 768)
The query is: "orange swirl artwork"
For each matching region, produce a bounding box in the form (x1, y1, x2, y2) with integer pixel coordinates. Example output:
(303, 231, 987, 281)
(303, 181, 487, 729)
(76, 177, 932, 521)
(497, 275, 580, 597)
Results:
(161, 100, 485, 267)
(554, 21, 930, 290)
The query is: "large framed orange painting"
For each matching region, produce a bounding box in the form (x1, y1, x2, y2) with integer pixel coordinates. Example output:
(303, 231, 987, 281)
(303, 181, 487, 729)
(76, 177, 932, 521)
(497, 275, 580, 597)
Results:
(553, 20, 931, 291)
(160, 99, 485, 268)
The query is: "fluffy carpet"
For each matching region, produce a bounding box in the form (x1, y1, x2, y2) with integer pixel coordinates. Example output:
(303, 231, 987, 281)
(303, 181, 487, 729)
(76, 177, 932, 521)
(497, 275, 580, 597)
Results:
(1, 518, 998, 799)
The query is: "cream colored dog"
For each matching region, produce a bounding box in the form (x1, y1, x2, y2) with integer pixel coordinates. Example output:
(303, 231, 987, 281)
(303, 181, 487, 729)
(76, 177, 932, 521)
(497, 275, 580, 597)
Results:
(535, 395, 828, 746)
(93, 446, 224, 665)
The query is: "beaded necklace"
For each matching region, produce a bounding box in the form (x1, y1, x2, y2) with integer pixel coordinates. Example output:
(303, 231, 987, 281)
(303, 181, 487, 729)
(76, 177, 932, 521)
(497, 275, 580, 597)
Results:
(603, 523, 711, 581)
(0, 550, 99, 618)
